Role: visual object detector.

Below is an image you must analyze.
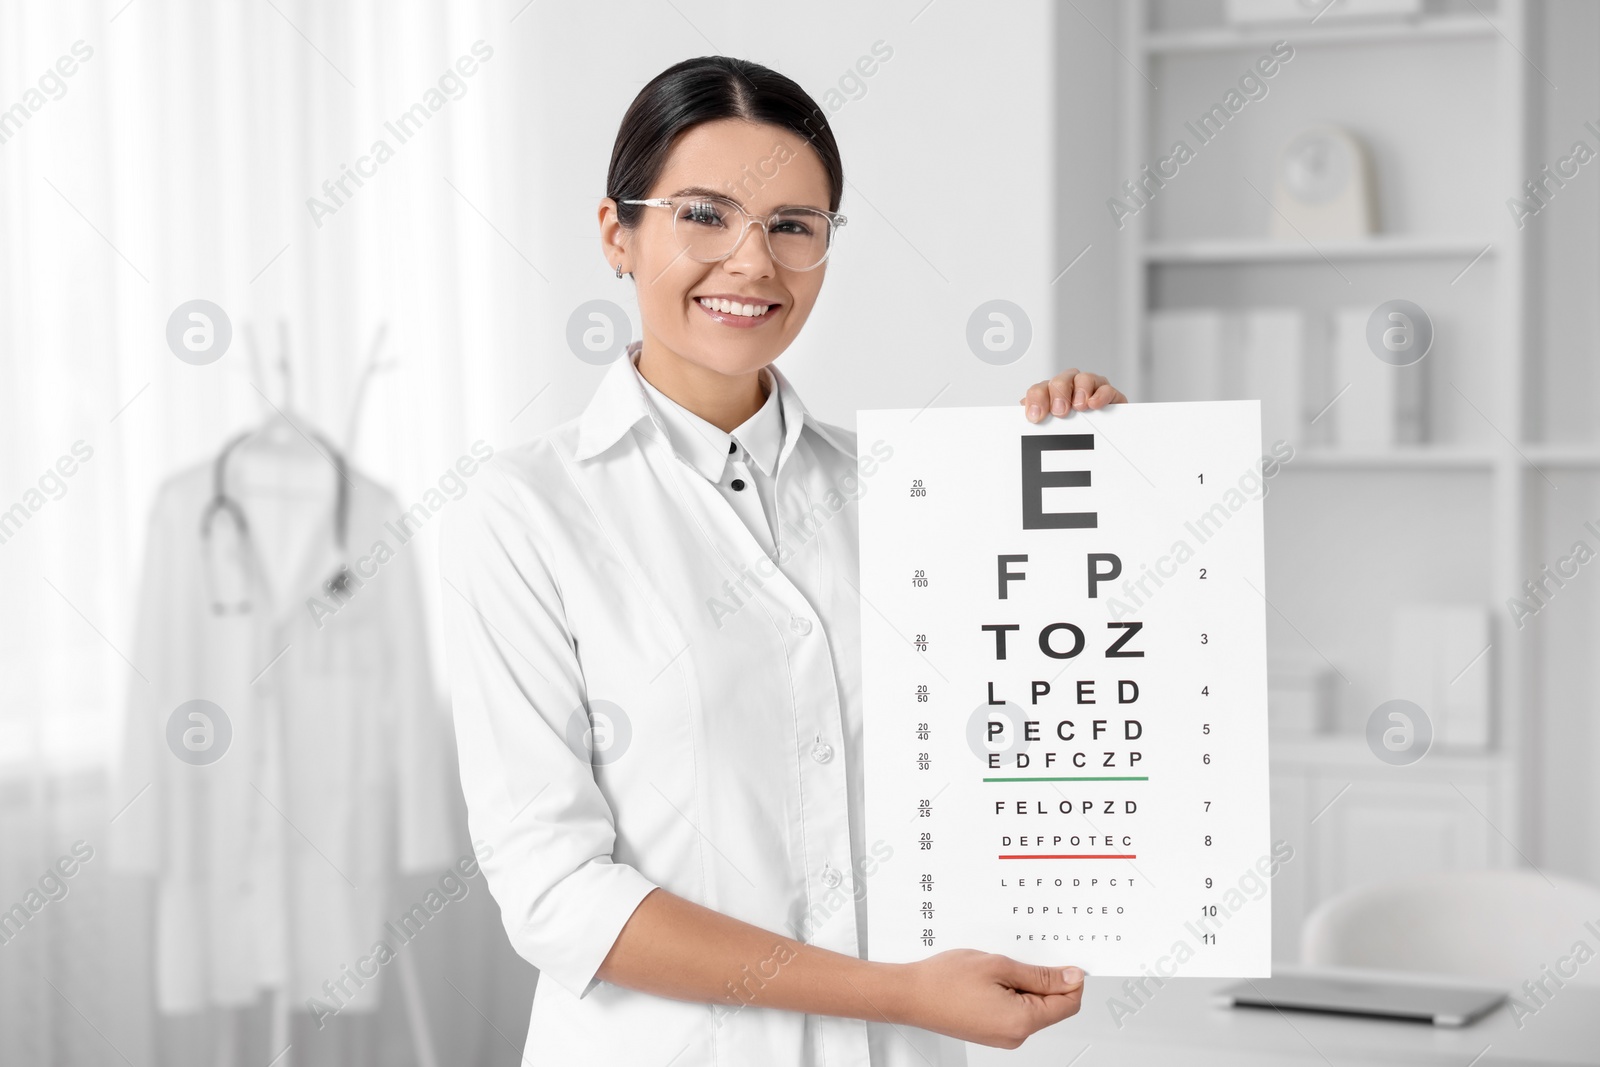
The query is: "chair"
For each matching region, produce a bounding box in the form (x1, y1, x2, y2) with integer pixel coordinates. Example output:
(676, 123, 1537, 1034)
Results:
(1301, 869, 1600, 988)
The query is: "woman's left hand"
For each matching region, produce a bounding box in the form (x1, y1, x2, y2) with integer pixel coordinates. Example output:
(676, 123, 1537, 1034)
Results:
(1019, 368, 1127, 423)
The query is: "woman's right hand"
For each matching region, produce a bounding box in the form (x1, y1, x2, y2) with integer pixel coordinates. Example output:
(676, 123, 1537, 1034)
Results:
(590, 888, 1083, 1046)
(892, 949, 1086, 1048)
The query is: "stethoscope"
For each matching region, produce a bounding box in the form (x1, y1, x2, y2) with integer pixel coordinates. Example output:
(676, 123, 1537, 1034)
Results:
(200, 429, 355, 615)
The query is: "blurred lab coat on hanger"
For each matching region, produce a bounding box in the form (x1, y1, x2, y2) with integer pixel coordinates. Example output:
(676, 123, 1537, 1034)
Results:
(109, 438, 457, 1014)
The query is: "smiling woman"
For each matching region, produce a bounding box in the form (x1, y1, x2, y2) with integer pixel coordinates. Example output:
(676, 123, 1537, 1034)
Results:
(598, 64, 847, 421)
(438, 54, 1123, 1067)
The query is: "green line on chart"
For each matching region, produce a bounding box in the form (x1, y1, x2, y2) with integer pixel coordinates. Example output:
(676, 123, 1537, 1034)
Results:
(982, 776, 1150, 782)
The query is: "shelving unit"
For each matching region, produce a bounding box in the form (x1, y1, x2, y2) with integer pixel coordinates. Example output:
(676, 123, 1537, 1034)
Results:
(1144, 12, 1496, 53)
(1288, 444, 1499, 469)
(1143, 235, 1495, 264)
(1119, 0, 1536, 959)
(1269, 733, 1516, 771)
(1524, 444, 1600, 467)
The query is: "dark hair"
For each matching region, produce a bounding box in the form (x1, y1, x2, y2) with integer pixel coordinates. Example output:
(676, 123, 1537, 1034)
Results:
(607, 55, 844, 227)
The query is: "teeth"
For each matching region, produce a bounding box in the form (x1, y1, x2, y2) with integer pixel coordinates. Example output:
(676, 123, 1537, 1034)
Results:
(698, 297, 770, 317)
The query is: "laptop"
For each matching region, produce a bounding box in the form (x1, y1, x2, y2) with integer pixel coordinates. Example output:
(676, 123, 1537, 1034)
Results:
(1215, 966, 1507, 1027)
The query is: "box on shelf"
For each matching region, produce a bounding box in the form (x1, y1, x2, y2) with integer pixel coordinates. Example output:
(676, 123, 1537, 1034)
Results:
(1268, 655, 1340, 736)
(1389, 603, 1492, 750)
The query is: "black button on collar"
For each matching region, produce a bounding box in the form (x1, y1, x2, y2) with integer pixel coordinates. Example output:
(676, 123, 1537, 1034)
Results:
(730, 478, 746, 491)
(728, 440, 737, 455)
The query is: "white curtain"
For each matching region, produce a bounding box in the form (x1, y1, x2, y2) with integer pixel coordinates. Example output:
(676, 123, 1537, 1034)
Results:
(0, 0, 590, 763)
(1, 2, 564, 1063)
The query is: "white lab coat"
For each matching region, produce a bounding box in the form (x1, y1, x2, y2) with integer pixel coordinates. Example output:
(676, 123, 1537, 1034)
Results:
(439, 350, 968, 1065)
(110, 452, 457, 1014)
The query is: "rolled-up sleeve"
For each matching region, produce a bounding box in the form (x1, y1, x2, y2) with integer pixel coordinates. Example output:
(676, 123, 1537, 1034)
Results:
(438, 460, 659, 999)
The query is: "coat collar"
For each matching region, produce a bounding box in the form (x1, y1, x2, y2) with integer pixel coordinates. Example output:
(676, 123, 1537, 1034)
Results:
(636, 360, 784, 482)
(573, 341, 854, 466)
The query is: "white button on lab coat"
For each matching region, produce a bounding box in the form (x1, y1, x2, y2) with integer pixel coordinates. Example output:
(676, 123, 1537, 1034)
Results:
(439, 349, 967, 1065)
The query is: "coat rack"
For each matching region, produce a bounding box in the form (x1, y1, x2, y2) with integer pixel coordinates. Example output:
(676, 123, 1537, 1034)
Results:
(215, 318, 436, 1067)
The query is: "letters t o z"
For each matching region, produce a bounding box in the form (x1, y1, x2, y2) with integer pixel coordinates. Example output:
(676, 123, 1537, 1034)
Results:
(1021, 434, 1094, 530)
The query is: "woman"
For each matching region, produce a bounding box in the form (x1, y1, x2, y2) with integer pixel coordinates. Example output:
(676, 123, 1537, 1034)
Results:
(440, 55, 1127, 1065)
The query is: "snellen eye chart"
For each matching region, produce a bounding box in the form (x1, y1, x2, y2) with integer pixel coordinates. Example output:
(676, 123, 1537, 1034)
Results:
(858, 401, 1275, 978)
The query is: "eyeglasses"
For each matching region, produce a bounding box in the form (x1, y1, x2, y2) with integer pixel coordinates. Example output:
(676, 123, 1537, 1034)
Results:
(621, 195, 847, 272)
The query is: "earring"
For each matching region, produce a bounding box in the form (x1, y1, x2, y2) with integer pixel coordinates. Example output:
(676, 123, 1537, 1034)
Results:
(615, 263, 623, 278)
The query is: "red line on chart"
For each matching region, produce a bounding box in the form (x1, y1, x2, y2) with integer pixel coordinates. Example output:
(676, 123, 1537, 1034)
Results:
(998, 854, 1138, 860)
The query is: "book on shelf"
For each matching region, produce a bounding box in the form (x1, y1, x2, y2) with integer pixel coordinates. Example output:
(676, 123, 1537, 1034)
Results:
(1329, 306, 1428, 447)
(1148, 307, 1303, 449)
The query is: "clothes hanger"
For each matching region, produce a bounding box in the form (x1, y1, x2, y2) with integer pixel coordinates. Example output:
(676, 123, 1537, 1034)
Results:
(200, 319, 354, 614)
(242, 319, 343, 465)
(343, 322, 394, 458)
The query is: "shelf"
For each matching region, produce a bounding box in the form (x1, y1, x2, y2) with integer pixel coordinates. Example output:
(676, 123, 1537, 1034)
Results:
(1278, 445, 1600, 476)
(1269, 733, 1510, 773)
(1144, 14, 1497, 54)
(1524, 444, 1600, 467)
(1287, 446, 1497, 470)
(1143, 235, 1496, 265)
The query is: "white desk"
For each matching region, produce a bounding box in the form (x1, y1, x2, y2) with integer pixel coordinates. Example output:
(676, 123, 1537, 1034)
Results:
(968, 976, 1600, 1066)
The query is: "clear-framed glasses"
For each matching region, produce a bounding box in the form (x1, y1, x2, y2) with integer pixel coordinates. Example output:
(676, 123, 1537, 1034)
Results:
(621, 194, 847, 272)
